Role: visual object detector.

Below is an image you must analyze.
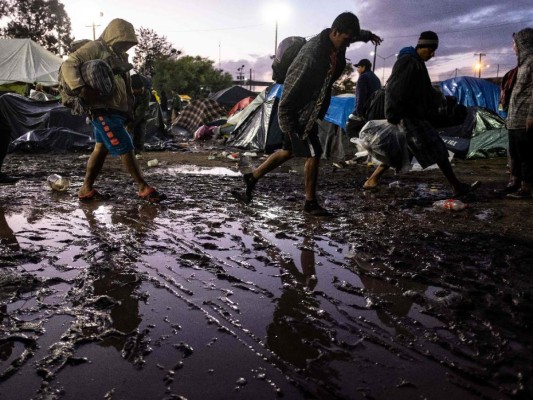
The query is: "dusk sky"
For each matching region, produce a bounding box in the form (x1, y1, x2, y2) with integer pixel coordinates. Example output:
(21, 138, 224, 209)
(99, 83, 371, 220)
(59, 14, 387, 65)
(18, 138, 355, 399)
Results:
(62, 0, 533, 84)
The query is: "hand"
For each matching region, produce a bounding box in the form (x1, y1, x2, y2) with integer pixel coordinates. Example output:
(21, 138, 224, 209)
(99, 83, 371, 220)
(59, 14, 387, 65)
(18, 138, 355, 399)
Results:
(370, 33, 383, 46)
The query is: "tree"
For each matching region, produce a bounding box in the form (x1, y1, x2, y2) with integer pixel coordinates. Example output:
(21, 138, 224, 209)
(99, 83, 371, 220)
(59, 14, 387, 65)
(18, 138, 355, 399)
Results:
(332, 63, 355, 95)
(0, 0, 73, 55)
(133, 27, 175, 77)
(152, 56, 234, 99)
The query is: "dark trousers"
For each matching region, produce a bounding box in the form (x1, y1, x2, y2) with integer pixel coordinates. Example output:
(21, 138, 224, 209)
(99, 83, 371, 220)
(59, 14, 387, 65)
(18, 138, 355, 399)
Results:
(509, 128, 533, 185)
(132, 121, 146, 153)
(0, 131, 10, 172)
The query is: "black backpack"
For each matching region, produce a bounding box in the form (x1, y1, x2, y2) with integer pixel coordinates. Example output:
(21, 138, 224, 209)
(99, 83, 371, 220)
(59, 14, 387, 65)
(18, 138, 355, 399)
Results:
(271, 36, 306, 84)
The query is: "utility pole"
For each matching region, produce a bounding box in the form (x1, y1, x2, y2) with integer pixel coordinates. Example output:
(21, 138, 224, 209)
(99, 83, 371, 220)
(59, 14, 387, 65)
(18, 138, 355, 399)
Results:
(474, 53, 486, 78)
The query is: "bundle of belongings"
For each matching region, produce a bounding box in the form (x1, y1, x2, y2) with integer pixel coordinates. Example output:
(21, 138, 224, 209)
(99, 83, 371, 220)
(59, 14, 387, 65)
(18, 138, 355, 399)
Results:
(355, 94, 467, 171)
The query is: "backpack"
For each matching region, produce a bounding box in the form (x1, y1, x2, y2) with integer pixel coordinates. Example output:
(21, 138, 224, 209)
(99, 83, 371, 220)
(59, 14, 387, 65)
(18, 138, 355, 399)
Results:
(59, 59, 115, 116)
(271, 36, 306, 84)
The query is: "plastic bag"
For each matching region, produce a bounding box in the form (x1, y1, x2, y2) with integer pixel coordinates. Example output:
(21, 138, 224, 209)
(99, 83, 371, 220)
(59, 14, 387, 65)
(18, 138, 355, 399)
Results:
(357, 120, 410, 172)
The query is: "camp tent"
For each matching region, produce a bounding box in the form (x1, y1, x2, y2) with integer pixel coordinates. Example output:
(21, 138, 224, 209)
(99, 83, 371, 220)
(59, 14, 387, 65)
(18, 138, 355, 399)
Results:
(227, 84, 355, 157)
(209, 85, 256, 107)
(438, 107, 507, 159)
(0, 39, 63, 95)
(440, 76, 504, 118)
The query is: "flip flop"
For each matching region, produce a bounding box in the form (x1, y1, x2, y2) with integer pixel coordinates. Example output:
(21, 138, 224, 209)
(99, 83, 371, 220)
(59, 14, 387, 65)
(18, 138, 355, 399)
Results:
(139, 187, 167, 203)
(78, 189, 111, 201)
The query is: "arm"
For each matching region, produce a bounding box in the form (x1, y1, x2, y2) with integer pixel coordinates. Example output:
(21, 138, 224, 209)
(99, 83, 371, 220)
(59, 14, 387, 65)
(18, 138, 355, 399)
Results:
(354, 30, 383, 46)
(385, 57, 415, 123)
(527, 65, 533, 131)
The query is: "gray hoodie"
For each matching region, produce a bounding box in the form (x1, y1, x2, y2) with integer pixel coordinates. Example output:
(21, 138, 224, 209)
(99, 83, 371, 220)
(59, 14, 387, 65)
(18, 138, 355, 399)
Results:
(507, 28, 533, 130)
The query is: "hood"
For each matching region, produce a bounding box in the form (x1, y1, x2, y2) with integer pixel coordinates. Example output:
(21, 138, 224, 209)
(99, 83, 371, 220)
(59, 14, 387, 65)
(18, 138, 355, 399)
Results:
(397, 46, 417, 59)
(514, 28, 533, 64)
(99, 18, 138, 50)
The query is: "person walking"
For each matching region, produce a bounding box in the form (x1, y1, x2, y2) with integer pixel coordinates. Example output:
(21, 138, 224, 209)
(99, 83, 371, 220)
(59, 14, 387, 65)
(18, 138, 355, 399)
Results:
(60, 18, 165, 202)
(501, 28, 533, 199)
(363, 31, 480, 196)
(233, 12, 382, 216)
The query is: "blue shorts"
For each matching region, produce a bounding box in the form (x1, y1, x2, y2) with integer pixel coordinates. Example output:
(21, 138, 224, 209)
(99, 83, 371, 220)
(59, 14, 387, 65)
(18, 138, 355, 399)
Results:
(92, 113, 134, 156)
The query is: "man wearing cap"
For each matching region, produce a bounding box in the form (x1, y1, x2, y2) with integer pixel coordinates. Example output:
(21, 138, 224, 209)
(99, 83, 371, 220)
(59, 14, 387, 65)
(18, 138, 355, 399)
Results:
(233, 12, 382, 216)
(346, 58, 382, 137)
(363, 31, 480, 197)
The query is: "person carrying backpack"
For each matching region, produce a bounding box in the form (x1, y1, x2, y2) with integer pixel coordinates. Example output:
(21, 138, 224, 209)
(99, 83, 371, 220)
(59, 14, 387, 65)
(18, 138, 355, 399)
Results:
(233, 12, 382, 216)
(60, 18, 166, 203)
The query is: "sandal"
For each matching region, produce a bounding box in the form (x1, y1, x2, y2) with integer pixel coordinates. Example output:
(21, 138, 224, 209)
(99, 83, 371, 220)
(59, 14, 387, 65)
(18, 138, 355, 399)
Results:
(139, 187, 167, 203)
(78, 189, 111, 201)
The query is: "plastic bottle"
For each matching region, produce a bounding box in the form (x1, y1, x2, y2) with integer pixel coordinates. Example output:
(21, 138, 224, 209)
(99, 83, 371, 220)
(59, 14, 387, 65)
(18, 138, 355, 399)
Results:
(47, 174, 70, 192)
(432, 199, 468, 211)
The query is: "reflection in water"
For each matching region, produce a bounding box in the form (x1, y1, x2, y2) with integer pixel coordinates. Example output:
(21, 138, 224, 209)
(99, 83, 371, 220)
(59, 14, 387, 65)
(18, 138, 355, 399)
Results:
(78, 203, 158, 363)
(266, 237, 341, 378)
(0, 207, 19, 251)
(93, 268, 142, 355)
(359, 274, 427, 337)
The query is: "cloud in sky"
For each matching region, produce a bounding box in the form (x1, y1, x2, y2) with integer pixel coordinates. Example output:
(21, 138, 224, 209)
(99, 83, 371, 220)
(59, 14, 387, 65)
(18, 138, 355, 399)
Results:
(62, 0, 533, 84)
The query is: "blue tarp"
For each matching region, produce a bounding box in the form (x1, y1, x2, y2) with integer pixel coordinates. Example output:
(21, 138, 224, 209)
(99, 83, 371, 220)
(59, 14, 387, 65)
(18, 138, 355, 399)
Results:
(267, 84, 354, 129)
(440, 76, 504, 118)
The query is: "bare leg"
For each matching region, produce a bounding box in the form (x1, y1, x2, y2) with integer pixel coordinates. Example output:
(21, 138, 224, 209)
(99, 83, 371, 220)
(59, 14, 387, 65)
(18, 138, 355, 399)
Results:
(78, 143, 108, 197)
(304, 156, 320, 201)
(364, 163, 390, 189)
(120, 151, 149, 193)
(251, 149, 293, 180)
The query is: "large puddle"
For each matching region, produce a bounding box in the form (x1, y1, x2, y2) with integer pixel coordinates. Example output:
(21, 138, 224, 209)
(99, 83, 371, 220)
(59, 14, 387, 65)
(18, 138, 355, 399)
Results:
(1, 154, 532, 399)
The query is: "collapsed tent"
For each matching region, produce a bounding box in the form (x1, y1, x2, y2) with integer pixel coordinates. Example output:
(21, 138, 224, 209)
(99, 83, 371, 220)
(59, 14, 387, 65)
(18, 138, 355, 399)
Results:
(438, 107, 507, 159)
(209, 85, 256, 107)
(440, 76, 504, 118)
(173, 98, 229, 135)
(0, 39, 63, 95)
(1, 93, 167, 153)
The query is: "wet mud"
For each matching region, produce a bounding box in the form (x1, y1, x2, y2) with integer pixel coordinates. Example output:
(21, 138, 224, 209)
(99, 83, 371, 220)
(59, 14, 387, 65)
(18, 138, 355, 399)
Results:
(0, 149, 532, 399)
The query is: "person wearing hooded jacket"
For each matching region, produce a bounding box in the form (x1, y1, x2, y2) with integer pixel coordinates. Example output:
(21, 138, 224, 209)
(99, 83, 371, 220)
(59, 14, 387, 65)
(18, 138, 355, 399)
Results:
(363, 31, 480, 197)
(501, 28, 533, 199)
(60, 18, 165, 203)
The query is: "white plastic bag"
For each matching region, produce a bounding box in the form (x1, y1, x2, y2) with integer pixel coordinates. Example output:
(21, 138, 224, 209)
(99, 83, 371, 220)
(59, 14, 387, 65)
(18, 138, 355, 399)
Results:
(356, 120, 411, 172)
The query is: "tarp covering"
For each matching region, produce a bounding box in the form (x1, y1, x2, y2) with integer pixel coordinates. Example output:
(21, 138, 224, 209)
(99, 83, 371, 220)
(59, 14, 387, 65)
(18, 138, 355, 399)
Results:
(0, 93, 168, 153)
(438, 107, 507, 159)
(209, 85, 256, 107)
(440, 76, 504, 118)
(226, 87, 283, 154)
(174, 98, 228, 134)
(0, 39, 63, 85)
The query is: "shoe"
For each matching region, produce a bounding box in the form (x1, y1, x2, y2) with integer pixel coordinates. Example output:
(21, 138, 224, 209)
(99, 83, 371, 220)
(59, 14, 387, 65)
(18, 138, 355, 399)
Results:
(0, 173, 19, 184)
(506, 189, 532, 199)
(243, 173, 257, 199)
(494, 184, 520, 194)
(303, 199, 333, 217)
(453, 181, 481, 197)
(231, 189, 252, 204)
(139, 187, 167, 203)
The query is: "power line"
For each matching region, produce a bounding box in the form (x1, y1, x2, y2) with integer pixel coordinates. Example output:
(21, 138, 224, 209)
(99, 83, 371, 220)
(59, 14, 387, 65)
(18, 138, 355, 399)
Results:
(385, 18, 533, 39)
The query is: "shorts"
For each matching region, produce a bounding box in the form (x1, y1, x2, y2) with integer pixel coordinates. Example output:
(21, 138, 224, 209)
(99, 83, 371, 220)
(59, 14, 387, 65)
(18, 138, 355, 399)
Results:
(92, 113, 134, 156)
(403, 119, 449, 169)
(282, 124, 323, 158)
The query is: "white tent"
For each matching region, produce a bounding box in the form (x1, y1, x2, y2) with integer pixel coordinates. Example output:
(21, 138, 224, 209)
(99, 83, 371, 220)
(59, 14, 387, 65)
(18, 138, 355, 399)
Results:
(0, 38, 63, 85)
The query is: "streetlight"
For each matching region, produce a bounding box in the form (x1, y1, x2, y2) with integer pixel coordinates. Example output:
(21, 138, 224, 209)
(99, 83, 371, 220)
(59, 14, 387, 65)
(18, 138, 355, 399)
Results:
(263, 3, 291, 56)
(370, 51, 397, 83)
(237, 65, 245, 85)
(86, 11, 104, 40)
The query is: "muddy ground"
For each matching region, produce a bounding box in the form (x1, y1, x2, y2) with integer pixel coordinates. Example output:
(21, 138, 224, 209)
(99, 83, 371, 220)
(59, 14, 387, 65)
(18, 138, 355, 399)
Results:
(0, 145, 532, 400)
